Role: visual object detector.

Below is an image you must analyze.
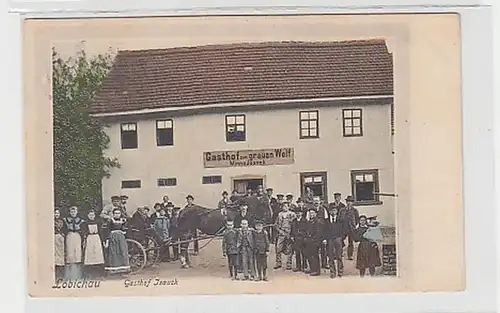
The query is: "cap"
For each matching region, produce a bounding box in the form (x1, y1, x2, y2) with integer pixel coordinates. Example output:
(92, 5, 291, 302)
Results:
(254, 220, 264, 226)
(286, 194, 293, 198)
(334, 192, 341, 196)
(111, 196, 120, 201)
(307, 206, 317, 212)
(345, 196, 355, 202)
(222, 191, 228, 196)
(174, 206, 181, 210)
(120, 195, 129, 200)
(276, 194, 284, 199)
(266, 188, 273, 191)
(186, 195, 194, 200)
(166, 202, 174, 207)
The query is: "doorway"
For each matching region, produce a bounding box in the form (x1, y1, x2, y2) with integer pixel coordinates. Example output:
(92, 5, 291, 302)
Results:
(233, 178, 264, 194)
(300, 171, 328, 202)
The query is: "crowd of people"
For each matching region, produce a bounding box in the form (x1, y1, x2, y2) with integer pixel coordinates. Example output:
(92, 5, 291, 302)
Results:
(54, 196, 134, 281)
(219, 186, 384, 281)
(53, 186, 384, 282)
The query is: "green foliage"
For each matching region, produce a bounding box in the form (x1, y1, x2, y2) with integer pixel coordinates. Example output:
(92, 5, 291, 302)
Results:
(52, 47, 120, 213)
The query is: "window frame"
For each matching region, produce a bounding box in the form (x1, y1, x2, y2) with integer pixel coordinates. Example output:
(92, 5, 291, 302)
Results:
(299, 171, 328, 203)
(225, 114, 246, 142)
(350, 169, 383, 206)
(202, 175, 223, 185)
(156, 119, 174, 147)
(342, 108, 364, 137)
(299, 110, 320, 139)
(157, 177, 177, 187)
(121, 180, 141, 189)
(120, 122, 138, 149)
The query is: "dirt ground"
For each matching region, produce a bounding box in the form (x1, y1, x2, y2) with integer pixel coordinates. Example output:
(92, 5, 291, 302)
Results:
(128, 237, 383, 280)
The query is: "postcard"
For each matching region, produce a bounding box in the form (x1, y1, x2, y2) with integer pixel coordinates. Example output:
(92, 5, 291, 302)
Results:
(24, 13, 464, 297)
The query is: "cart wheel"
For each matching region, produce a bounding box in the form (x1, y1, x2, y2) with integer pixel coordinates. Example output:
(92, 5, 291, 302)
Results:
(126, 238, 146, 273)
(144, 236, 161, 267)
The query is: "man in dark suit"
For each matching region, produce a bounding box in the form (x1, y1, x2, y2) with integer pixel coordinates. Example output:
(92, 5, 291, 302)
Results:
(323, 205, 348, 278)
(304, 207, 323, 276)
(342, 196, 360, 260)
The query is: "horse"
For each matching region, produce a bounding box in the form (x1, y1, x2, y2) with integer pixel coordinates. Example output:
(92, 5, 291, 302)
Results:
(174, 200, 272, 268)
(175, 204, 237, 268)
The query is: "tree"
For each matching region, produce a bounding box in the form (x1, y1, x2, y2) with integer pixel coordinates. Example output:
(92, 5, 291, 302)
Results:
(52, 47, 120, 213)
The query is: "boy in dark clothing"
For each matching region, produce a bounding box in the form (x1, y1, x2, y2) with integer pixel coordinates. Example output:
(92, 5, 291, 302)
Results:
(253, 220, 270, 281)
(222, 220, 240, 280)
(291, 207, 308, 272)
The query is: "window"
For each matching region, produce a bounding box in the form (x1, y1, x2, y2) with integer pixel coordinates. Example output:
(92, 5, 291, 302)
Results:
(350, 169, 382, 205)
(299, 110, 319, 139)
(300, 172, 328, 202)
(202, 175, 222, 184)
(157, 178, 177, 187)
(225, 114, 246, 142)
(121, 180, 141, 189)
(156, 119, 173, 146)
(121, 123, 138, 149)
(343, 109, 363, 137)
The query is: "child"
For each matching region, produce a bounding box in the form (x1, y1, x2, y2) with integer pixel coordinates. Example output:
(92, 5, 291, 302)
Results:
(83, 210, 105, 278)
(104, 208, 131, 275)
(166, 204, 178, 261)
(253, 220, 270, 281)
(54, 208, 65, 280)
(222, 220, 239, 280)
(153, 208, 170, 262)
(238, 219, 256, 280)
(63, 206, 85, 280)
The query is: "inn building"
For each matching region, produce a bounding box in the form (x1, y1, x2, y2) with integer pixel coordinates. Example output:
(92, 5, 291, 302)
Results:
(90, 39, 396, 226)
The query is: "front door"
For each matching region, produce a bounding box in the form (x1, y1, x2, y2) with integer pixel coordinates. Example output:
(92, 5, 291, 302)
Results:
(233, 178, 264, 194)
(300, 171, 328, 202)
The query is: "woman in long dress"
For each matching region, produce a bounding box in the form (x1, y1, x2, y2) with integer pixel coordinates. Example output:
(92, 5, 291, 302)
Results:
(54, 208, 65, 280)
(83, 210, 105, 278)
(104, 208, 131, 275)
(63, 206, 85, 280)
(353, 215, 382, 277)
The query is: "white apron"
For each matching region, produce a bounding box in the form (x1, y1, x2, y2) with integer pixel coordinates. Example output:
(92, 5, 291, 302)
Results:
(84, 224, 104, 265)
(65, 232, 82, 264)
(54, 233, 65, 266)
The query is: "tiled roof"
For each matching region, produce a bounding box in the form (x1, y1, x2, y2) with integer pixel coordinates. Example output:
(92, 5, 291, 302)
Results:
(90, 39, 393, 114)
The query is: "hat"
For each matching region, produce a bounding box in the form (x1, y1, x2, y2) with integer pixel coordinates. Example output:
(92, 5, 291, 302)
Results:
(276, 194, 284, 199)
(166, 202, 174, 207)
(120, 195, 129, 200)
(186, 195, 194, 200)
(222, 191, 228, 196)
(334, 192, 341, 196)
(296, 197, 304, 203)
(266, 188, 273, 191)
(154, 202, 161, 208)
(307, 206, 317, 212)
(286, 194, 293, 198)
(111, 196, 120, 201)
(173, 206, 181, 210)
(345, 196, 355, 202)
(254, 220, 264, 226)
